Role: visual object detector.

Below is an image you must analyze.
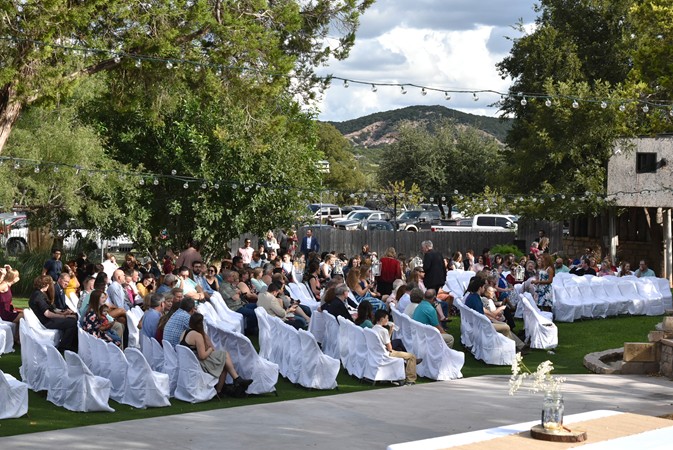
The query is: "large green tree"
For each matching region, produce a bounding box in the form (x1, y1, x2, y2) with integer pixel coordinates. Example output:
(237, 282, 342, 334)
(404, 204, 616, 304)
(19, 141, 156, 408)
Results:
(495, 0, 641, 217)
(0, 0, 374, 152)
(378, 119, 504, 215)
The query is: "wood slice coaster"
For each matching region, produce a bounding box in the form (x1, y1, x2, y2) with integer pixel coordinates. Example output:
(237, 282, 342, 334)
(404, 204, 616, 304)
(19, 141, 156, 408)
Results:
(530, 424, 588, 442)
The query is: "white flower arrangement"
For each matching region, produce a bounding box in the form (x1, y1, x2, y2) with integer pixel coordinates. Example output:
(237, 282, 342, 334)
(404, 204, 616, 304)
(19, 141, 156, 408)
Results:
(509, 352, 565, 396)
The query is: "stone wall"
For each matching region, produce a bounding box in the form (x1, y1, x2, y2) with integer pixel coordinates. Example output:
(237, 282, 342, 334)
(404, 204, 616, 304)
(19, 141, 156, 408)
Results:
(661, 340, 673, 379)
(562, 236, 663, 275)
(562, 236, 604, 260)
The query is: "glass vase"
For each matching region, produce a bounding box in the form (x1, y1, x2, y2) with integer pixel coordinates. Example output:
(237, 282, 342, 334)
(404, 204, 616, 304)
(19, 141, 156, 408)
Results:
(541, 391, 564, 432)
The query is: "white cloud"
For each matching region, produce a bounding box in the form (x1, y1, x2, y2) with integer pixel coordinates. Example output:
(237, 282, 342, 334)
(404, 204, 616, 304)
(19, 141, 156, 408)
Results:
(312, 0, 537, 122)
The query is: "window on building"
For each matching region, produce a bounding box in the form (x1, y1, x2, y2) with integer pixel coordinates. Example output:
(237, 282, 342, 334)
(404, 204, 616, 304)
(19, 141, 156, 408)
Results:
(636, 152, 657, 173)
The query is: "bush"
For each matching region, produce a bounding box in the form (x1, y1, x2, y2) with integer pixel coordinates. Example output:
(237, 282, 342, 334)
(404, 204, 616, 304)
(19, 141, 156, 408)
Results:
(490, 244, 524, 259)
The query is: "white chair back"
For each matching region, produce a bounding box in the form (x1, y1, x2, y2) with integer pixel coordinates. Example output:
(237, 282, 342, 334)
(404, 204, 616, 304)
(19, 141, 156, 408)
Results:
(361, 328, 405, 383)
(174, 345, 217, 403)
(161, 340, 179, 397)
(297, 329, 339, 390)
(64, 351, 115, 412)
(18, 321, 51, 391)
(22, 308, 61, 346)
(521, 293, 558, 350)
(0, 369, 28, 419)
(123, 347, 171, 408)
(0, 321, 13, 354)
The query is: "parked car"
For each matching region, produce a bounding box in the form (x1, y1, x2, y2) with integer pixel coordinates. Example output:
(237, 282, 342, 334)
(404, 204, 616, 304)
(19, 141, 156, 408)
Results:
(307, 203, 344, 222)
(0, 212, 29, 255)
(430, 214, 518, 232)
(358, 220, 394, 231)
(334, 210, 389, 230)
(393, 210, 441, 232)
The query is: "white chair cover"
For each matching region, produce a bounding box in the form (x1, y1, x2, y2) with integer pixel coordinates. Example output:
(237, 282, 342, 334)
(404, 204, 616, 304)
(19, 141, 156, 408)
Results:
(413, 322, 464, 381)
(443, 270, 475, 300)
(46, 346, 114, 412)
(455, 298, 515, 366)
(521, 293, 558, 350)
(281, 323, 302, 384)
(161, 340, 179, 397)
(390, 309, 415, 355)
(18, 321, 51, 391)
(209, 292, 244, 333)
(0, 369, 28, 419)
(337, 316, 352, 372)
(297, 329, 339, 389)
(254, 307, 273, 360)
(126, 309, 141, 348)
(362, 328, 405, 383)
(101, 342, 128, 402)
(174, 345, 217, 403)
(123, 347, 171, 408)
(320, 311, 341, 360)
(77, 327, 94, 372)
(293, 283, 321, 311)
(66, 293, 80, 316)
(22, 308, 61, 346)
(0, 321, 13, 354)
(209, 325, 278, 395)
(64, 351, 115, 412)
(307, 306, 325, 344)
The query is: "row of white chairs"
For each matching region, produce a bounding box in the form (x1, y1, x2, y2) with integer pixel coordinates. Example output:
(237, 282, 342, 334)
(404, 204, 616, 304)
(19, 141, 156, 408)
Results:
(390, 309, 464, 380)
(286, 282, 321, 311)
(256, 308, 339, 389)
(20, 320, 115, 412)
(551, 273, 672, 322)
(454, 297, 516, 366)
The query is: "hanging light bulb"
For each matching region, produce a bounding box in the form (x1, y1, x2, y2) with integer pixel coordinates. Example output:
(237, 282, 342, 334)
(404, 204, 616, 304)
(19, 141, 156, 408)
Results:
(600, 101, 608, 109)
(473, 93, 479, 101)
(669, 109, 673, 117)
(153, 178, 159, 185)
(441, 196, 446, 201)
(283, 189, 288, 194)
(34, 166, 40, 173)
(400, 86, 407, 95)
(114, 54, 121, 64)
(572, 100, 579, 109)
(561, 194, 566, 199)
(183, 182, 189, 189)
(135, 59, 142, 68)
(444, 92, 451, 101)
(139, 178, 145, 185)
(429, 197, 434, 202)
(53, 166, 59, 173)
(421, 88, 427, 96)
(201, 182, 207, 189)
(371, 84, 377, 92)
(171, 169, 177, 175)
(13, 162, 20, 169)
(166, 61, 173, 69)
(244, 186, 250, 192)
(232, 183, 238, 189)
(194, 65, 201, 72)
(214, 183, 220, 190)
(520, 97, 527, 106)
(343, 79, 349, 88)
(642, 104, 649, 113)
(545, 98, 552, 107)
(619, 104, 626, 112)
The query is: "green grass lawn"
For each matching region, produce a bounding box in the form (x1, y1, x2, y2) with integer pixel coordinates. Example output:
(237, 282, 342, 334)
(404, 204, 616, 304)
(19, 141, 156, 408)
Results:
(0, 296, 663, 437)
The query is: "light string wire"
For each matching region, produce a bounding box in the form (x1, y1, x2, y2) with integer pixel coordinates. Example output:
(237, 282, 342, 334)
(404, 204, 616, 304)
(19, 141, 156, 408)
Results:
(2, 35, 673, 111)
(3, 156, 669, 206)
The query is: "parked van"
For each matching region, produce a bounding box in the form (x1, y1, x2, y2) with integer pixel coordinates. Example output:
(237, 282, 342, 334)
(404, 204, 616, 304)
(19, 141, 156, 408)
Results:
(431, 214, 517, 232)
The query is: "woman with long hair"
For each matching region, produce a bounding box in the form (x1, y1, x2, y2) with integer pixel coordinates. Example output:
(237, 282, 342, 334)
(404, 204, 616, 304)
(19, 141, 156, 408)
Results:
(83, 290, 120, 345)
(532, 254, 555, 311)
(0, 266, 22, 341)
(618, 261, 633, 277)
(28, 275, 78, 352)
(305, 260, 322, 301)
(180, 313, 252, 397)
(408, 267, 426, 292)
(347, 266, 385, 311)
(354, 300, 374, 328)
(237, 269, 258, 302)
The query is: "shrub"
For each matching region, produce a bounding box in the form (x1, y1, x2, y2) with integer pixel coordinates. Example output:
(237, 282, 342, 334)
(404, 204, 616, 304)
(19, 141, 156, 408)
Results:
(490, 244, 524, 259)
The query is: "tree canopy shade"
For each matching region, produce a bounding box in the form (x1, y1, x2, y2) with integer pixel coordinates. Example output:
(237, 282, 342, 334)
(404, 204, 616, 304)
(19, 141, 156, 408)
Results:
(0, 0, 374, 152)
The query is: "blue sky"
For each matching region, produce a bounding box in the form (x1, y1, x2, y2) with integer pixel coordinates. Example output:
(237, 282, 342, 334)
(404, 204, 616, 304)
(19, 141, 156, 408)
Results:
(314, 0, 538, 122)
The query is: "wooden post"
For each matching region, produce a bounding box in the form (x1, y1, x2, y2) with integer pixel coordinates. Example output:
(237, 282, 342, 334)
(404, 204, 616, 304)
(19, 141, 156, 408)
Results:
(608, 208, 618, 265)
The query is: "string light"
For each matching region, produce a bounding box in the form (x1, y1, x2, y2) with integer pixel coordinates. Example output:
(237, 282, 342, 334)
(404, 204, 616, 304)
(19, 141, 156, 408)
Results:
(400, 86, 407, 95)
(371, 84, 377, 92)
(343, 80, 349, 88)
(572, 100, 579, 109)
(421, 88, 427, 96)
(545, 99, 552, 107)
(444, 92, 451, 101)
(520, 97, 527, 106)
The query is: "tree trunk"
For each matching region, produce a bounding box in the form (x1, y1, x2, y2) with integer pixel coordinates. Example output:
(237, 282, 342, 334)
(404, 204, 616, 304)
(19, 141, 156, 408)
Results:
(0, 83, 23, 155)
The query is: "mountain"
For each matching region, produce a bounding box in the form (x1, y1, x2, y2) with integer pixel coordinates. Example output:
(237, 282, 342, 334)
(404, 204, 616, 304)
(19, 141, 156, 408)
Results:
(326, 105, 512, 148)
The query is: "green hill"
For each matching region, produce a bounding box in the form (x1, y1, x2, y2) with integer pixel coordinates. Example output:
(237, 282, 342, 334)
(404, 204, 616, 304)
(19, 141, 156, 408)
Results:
(327, 104, 512, 146)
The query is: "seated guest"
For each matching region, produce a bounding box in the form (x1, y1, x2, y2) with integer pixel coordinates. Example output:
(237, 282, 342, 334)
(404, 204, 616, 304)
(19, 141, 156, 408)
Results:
(569, 258, 597, 276)
(385, 279, 406, 310)
(0, 266, 23, 341)
(396, 282, 417, 312)
(140, 293, 165, 339)
(191, 261, 214, 300)
(554, 258, 570, 273)
(465, 278, 525, 351)
(163, 297, 196, 347)
(54, 271, 71, 311)
(29, 275, 78, 352)
(347, 266, 385, 311)
(634, 260, 655, 277)
(156, 294, 180, 343)
(177, 266, 206, 302)
(597, 260, 615, 277)
(250, 267, 267, 294)
(218, 269, 258, 334)
(137, 272, 156, 303)
(156, 273, 178, 295)
(257, 282, 306, 329)
(354, 300, 374, 328)
(372, 309, 418, 386)
(412, 285, 454, 348)
(205, 265, 220, 291)
(404, 288, 424, 317)
(325, 284, 353, 322)
(83, 290, 122, 346)
(237, 269, 258, 303)
(180, 313, 252, 397)
(617, 261, 633, 277)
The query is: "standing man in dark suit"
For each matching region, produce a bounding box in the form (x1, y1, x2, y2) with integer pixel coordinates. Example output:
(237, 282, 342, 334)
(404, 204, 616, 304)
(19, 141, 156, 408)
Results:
(422, 240, 446, 292)
(300, 228, 320, 260)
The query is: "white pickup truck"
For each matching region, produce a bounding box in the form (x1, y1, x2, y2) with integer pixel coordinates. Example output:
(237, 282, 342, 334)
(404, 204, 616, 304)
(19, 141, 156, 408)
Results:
(430, 214, 517, 232)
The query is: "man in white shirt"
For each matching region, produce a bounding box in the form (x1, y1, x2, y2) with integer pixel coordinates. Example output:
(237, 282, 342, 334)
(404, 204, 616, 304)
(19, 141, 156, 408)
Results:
(237, 239, 254, 265)
(372, 309, 418, 386)
(102, 253, 118, 281)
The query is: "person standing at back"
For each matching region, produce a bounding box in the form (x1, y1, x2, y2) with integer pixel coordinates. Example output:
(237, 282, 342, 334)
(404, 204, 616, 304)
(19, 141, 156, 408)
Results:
(300, 228, 320, 260)
(42, 248, 63, 282)
(421, 240, 446, 292)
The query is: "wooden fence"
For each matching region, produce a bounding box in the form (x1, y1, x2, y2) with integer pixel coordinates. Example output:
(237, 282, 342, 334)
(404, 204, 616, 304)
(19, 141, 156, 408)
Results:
(229, 219, 565, 261)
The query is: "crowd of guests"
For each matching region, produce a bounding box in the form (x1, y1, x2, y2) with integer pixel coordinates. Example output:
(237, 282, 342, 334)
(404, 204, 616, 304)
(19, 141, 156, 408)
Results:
(2, 228, 660, 391)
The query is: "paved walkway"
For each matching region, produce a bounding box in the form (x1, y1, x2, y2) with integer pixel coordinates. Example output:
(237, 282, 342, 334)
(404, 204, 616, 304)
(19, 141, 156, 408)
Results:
(2, 374, 672, 449)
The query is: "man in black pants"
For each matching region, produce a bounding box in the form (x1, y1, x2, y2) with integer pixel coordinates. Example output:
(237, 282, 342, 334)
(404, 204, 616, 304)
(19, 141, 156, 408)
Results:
(421, 240, 446, 292)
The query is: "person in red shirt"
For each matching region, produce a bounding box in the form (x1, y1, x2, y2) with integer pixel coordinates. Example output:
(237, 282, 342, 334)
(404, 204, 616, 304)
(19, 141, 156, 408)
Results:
(376, 247, 403, 296)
